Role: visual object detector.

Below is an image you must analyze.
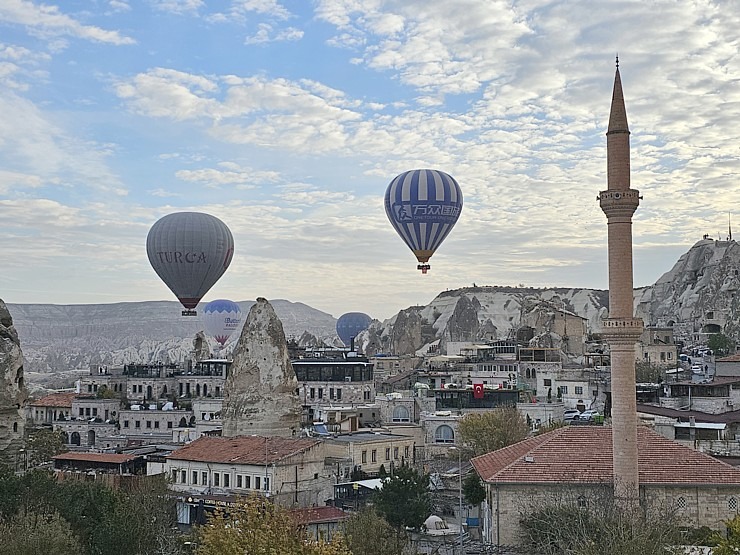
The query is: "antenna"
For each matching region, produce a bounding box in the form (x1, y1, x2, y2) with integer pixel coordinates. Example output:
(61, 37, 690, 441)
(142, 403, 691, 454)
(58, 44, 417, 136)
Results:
(729, 212, 733, 242)
(616, 54, 619, 68)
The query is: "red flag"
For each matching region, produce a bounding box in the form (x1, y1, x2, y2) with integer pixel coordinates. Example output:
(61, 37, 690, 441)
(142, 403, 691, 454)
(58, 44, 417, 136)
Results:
(473, 383, 484, 399)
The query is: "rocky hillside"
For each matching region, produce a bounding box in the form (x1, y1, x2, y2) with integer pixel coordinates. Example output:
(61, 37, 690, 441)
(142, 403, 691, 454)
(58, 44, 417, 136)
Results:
(7, 300, 338, 373)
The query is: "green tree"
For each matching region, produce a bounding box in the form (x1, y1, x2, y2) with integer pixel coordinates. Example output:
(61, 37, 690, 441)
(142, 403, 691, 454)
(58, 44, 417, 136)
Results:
(457, 407, 529, 456)
(195, 494, 350, 555)
(0, 508, 81, 555)
(373, 465, 432, 531)
(708, 333, 734, 357)
(462, 473, 486, 506)
(26, 428, 67, 468)
(712, 514, 740, 554)
(343, 508, 411, 555)
(635, 361, 665, 383)
(96, 385, 116, 399)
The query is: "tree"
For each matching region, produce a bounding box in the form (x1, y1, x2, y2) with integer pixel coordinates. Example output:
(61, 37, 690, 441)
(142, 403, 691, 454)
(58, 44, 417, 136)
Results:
(457, 407, 529, 456)
(343, 508, 410, 555)
(635, 361, 664, 383)
(96, 385, 116, 399)
(712, 514, 740, 554)
(462, 473, 485, 506)
(26, 428, 67, 468)
(518, 488, 684, 555)
(708, 333, 734, 357)
(195, 494, 350, 555)
(0, 508, 81, 555)
(373, 465, 432, 531)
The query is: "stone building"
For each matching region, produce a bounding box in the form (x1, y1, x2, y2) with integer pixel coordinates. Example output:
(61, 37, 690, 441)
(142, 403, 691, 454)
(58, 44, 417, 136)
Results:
(29, 392, 76, 424)
(165, 435, 332, 524)
(472, 426, 740, 548)
(324, 431, 415, 477)
(0, 299, 28, 463)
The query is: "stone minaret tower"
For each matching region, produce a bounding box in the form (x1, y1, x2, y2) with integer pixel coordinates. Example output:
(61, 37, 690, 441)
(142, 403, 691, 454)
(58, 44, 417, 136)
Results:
(599, 58, 643, 506)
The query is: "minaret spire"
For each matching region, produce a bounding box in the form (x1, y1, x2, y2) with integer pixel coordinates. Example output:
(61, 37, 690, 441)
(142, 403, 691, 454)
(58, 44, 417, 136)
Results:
(599, 60, 642, 507)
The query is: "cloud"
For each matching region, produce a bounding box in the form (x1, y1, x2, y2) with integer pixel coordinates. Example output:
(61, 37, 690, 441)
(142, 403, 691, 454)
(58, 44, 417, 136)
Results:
(208, 0, 292, 24)
(0, 0, 135, 45)
(175, 162, 282, 189)
(244, 23, 304, 45)
(150, 0, 203, 15)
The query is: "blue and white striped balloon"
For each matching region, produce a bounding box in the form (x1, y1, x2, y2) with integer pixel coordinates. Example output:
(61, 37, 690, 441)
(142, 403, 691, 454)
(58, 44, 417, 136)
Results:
(384, 169, 463, 273)
(203, 299, 242, 346)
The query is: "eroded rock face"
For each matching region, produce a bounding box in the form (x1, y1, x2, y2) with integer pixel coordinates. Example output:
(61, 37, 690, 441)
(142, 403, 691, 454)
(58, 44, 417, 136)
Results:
(222, 298, 300, 438)
(193, 331, 211, 362)
(0, 299, 28, 464)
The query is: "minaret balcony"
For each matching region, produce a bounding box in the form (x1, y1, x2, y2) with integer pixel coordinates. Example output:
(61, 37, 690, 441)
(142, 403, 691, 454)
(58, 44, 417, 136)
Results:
(599, 189, 640, 218)
(600, 317, 644, 343)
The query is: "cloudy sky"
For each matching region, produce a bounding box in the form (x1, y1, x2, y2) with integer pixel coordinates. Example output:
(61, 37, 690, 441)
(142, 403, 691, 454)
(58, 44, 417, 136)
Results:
(2, 0, 739, 321)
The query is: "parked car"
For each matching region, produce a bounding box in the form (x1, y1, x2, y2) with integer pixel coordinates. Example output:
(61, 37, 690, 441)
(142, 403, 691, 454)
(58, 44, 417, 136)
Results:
(563, 409, 580, 422)
(573, 409, 600, 422)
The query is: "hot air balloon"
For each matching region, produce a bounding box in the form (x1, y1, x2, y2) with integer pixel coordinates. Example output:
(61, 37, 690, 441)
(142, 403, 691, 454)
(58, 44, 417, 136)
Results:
(146, 212, 234, 316)
(336, 312, 372, 347)
(203, 299, 242, 346)
(384, 169, 463, 274)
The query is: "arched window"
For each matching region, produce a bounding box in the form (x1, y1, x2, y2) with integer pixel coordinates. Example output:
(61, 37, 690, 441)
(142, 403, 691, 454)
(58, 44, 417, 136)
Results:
(525, 368, 531, 379)
(435, 425, 455, 444)
(13, 422, 18, 433)
(71, 432, 81, 446)
(392, 406, 410, 423)
(179, 417, 187, 428)
(531, 368, 536, 378)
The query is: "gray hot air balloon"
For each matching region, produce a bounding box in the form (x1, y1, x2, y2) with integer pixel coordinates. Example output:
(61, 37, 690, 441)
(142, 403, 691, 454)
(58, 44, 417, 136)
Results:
(146, 212, 234, 316)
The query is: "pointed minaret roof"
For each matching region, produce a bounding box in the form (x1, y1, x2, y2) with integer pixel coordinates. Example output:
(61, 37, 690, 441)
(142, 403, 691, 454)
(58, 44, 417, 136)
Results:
(607, 57, 630, 135)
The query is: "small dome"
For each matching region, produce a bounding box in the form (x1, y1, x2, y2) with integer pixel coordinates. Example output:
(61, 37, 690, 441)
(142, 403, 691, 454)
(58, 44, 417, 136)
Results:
(424, 515, 448, 531)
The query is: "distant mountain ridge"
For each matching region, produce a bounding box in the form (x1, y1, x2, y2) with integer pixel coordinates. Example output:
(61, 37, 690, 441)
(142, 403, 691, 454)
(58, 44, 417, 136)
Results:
(7, 300, 338, 373)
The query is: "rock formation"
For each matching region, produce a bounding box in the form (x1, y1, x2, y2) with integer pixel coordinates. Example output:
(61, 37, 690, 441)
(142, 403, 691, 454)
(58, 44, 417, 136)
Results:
(222, 298, 301, 438)
(0, 299, 28, 464)
(192, 331, 211, 362)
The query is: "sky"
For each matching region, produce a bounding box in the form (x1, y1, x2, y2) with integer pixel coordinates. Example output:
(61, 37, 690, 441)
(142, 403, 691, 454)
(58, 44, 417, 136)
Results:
(2, 0, 740, 322)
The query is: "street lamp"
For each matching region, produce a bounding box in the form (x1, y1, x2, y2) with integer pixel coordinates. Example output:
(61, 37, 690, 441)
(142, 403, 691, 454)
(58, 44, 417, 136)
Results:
(450, 446, 465, 555)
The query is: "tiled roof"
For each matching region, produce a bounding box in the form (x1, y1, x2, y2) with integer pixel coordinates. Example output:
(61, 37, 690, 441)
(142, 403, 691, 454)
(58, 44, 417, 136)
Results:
(167, 436, 321, 465)
(54, 452, 137, 464)
(289, 506, 349, 526)
(31, 392, 78, 407)
(637, 403, 740, 424)
(471, 426, 740, 486)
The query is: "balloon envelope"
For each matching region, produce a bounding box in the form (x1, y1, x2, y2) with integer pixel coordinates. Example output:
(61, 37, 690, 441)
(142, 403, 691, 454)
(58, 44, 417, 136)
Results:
(146, 212, 234, 310)
(384, 169, 463, 271)
(336, 312, 372, 346)
(203, 299, 242, 346)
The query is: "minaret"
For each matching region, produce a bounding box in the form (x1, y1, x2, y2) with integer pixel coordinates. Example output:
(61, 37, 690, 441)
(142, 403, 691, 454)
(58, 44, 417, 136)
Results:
(599, 57, 643, 506)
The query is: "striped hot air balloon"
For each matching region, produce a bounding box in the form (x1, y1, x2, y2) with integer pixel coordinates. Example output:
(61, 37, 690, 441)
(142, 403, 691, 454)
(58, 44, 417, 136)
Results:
(384, 169, 463, 274)
(146, 212, 234, 315)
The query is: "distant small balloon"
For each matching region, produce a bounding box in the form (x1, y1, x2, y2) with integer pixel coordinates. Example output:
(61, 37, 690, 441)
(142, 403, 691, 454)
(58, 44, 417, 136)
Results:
(336, 312, 372, 347)
(146, 212, 234, 313)
(203, 299, 242, 346)
(384, 169, 463, 274)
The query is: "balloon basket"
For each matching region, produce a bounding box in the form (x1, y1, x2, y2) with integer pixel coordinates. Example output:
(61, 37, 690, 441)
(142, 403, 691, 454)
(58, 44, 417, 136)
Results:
(182, 309, 197, 316)
(417, 264, 430, 274)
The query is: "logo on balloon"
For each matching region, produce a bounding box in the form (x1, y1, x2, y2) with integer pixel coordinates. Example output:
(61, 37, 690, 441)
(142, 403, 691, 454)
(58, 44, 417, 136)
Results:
(391, 202, 461, 223)
(156, 251, 208, 264)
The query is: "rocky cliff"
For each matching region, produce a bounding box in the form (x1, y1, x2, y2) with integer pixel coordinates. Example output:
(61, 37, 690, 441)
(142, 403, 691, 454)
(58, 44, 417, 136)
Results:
(7, 300, 338, 373)
(0, 299, 28, 464)
(222, 298, 301, 438)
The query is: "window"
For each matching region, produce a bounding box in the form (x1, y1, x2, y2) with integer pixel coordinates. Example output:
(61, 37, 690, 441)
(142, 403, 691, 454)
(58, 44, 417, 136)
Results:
(92, 408, 98, 416)
(362, 450, 367, 464)
(385, 448, 391, 461)
(181, 471, 186, 484)
(245, 476, 251, 488)
(135, 420, 141, 428)
(146, 420, 152, 428)
(237, 475, 242, 488)
(404, 446, 410, 459)
(223, 474, 230, 487)
(372, 449, 377, 463)
(575, 386, 583, 395)
(214, 473, 220, 487)
(167, 421, 173, 429)
(392, 406, 410, 423)
(171, 469, 178, 482)
(310, 388, 315, 399)
(337, 389, 342, 400)
(435, 425, 455, 444)
(154, 421, 160, 429)
(560, 386, 568, 394)
(577, 495, 587, 508)
(330, 388, 334, 399)
(124, 420, 129, 428)
(192, 471, 198, 485)
(544, 379, 552, 387)
(318, 388, 323, 399)
(264, 477, 270, 491)
(255, 477, 261, 490)
(394, 447, 399, 459)
(202, 471, 208, 485)
(364, 391, 371, 400)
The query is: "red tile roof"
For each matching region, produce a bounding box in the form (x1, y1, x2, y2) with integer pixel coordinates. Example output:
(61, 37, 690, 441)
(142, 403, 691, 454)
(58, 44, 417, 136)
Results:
(471, 426, 740, 486)
(289, 506, 349, 526)
(31, 392, 78, 407)
(167, 436, 321, 465)
(54, 452, 137, 464)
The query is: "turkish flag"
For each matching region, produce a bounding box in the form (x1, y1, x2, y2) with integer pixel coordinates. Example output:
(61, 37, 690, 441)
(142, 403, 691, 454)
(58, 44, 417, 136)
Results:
(473, 383, 484, 399)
